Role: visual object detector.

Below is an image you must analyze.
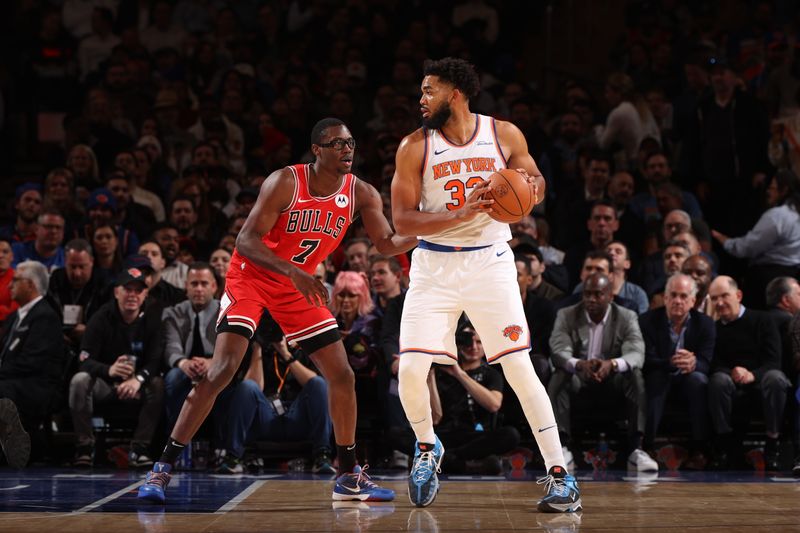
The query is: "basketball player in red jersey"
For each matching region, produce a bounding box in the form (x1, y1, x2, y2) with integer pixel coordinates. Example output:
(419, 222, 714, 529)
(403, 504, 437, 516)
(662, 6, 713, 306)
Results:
(139, 118, 416, 504)
(392, 57, 580, 512)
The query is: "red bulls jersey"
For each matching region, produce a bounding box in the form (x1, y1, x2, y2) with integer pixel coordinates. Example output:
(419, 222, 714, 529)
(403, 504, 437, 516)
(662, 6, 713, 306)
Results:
(234, 164, 356, 280)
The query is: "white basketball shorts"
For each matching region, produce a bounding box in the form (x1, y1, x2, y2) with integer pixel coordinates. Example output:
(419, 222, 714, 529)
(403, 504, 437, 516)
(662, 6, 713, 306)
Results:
(399, 241, 530, 365)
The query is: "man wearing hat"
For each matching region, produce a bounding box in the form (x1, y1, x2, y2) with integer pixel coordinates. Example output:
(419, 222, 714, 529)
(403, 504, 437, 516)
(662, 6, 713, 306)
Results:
(0, 184, 42, 244)
(68, 266, 165, 467)
(128, 246, 185, 310)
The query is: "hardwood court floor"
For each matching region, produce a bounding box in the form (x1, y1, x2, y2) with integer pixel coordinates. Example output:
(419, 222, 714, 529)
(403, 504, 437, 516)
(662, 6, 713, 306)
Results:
(0, 469, 798, 532)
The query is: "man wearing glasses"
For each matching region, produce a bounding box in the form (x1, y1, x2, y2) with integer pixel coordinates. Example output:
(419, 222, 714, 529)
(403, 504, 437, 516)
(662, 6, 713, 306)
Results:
(140, 118, 416, 503)
(11, 211, 66, 271)
(0, 260, 64, 468)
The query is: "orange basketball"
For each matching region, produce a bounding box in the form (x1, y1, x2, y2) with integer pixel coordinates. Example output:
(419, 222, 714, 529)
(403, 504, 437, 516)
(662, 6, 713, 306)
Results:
(485, 169, 537, 223)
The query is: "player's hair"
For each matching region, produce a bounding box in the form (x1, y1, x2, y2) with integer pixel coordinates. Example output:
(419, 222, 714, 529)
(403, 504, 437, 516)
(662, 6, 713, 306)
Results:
(765, 276, 797, 308)
(330, 271, 374, 317)
(311, 118, 346, 146)
(423, 57, 480, 99)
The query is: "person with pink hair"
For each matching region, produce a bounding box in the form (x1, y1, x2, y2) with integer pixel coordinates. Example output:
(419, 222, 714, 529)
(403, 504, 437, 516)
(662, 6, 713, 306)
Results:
(330, 271, 380, 377)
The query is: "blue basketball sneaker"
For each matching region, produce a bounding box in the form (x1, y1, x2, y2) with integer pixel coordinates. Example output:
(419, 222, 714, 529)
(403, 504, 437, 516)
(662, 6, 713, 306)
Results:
(332, 465, 395, 501)
(408, 437, 444, 508)
(537, 466, 582, 513)
(137, 462, 172, 503)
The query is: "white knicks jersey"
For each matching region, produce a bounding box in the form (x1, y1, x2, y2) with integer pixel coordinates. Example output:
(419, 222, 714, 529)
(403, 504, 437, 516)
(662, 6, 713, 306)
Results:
(418, 113, 512, 247)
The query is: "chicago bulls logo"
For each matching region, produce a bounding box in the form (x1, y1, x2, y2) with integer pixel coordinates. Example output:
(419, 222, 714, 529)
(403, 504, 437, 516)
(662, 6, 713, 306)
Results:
(502, 324, 523, 341)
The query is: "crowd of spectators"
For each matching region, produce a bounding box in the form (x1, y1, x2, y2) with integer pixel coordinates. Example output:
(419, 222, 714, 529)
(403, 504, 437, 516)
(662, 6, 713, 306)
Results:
(0, 0, 799, 474)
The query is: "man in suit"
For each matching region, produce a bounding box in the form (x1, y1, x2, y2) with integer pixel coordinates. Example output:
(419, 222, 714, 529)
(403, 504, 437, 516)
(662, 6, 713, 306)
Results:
(639, 274, 716, 468)
(161, 262, 219, 431)
(548, 273, 656, 471)
(0, 260, 65, 468)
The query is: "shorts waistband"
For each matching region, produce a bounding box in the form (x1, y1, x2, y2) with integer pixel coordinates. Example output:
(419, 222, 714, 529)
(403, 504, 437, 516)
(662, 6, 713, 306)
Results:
(417, 240, 492, 252)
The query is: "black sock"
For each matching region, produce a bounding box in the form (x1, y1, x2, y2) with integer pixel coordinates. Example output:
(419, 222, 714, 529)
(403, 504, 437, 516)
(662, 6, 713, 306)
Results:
(337, 444, 357, 474)
(158, 438, 187, 465)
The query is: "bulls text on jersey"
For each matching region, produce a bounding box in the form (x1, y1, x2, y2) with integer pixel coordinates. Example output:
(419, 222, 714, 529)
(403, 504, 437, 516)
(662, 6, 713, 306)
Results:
(285, 208, 346, 239)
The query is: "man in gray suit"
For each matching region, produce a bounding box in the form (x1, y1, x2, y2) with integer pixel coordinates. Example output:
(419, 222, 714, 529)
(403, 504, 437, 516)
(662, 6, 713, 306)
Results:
(548, 273, 656, 471)
(162, 262, 220, 431)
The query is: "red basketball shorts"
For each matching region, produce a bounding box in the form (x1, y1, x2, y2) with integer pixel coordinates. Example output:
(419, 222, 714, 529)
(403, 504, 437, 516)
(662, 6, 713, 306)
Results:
(217, 260, 339, 349)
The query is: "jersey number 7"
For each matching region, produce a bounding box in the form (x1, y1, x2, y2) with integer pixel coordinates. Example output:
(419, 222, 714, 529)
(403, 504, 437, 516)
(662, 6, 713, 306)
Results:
(444, 176, 484, 210)
(291, 239, 320, 264)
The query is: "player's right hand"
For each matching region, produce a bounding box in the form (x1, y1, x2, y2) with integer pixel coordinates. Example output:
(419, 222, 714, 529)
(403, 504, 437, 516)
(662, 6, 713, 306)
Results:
(289, 267, 329, 307)
(455, 180, 494, 221)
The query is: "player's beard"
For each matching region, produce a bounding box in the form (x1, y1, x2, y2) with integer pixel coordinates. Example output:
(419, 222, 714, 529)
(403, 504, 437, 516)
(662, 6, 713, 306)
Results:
(422, 102, 452, 130)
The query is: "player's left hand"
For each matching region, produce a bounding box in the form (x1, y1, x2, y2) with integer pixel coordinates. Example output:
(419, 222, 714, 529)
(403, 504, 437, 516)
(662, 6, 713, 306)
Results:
(289, 267, 329, 307)
(594, 359, 614, 382)
(514, 168, 543, 204)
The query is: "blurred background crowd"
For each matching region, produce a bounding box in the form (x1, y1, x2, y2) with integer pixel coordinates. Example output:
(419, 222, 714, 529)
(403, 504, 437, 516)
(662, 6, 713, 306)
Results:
(0, 0, 799, 475)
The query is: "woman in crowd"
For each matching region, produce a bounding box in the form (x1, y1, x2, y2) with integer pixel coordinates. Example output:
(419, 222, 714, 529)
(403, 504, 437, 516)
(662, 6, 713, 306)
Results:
(92, 224, 123, 277)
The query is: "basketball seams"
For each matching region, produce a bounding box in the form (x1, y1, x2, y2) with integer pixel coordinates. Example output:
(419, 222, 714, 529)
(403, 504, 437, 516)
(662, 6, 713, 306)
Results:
(498, 172, 524, 216)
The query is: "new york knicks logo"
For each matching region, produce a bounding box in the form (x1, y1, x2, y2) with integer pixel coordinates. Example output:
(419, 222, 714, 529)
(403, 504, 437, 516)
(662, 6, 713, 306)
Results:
(335, 194, 349, 208)
(502, 324, 523, 341)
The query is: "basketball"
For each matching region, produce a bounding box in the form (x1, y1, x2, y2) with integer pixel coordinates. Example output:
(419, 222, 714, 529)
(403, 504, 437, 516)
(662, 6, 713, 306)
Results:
(485, 168, 538, 223)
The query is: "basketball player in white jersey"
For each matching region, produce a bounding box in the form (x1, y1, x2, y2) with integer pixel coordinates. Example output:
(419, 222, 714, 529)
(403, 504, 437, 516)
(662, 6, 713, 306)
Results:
(391, 57, 581, 512)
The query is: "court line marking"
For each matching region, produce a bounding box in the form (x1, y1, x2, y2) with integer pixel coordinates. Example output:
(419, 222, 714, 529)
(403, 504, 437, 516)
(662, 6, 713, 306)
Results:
(72, 480, 145, 514)
(214, 480, 266, 514)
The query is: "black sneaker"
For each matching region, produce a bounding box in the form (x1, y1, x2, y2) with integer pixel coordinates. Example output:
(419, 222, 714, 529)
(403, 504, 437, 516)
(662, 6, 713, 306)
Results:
(793, 456, 800, 477)
(73, 445, 93, 468)
(312, 451, 336, 475)
(215, 454, 244, 474)
(764, 439, 780, 471)
(0, 399, 30, 469)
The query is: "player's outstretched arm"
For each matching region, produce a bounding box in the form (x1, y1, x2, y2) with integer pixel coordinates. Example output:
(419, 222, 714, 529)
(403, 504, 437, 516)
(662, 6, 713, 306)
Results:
(390, 130, 494, 236)
(495, 120, 546, 206)
(236, 169, 328, 307)
(355, 179, 417, 256)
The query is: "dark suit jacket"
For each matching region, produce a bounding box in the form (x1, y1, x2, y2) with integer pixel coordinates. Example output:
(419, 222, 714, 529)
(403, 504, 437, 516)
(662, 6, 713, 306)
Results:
(0, 298, 65, 416)
(639, 307, 715, 375)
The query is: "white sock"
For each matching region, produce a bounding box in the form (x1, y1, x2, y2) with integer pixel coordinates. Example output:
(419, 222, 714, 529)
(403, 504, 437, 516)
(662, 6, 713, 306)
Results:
(499, 352, 566, 473)
(398, 353, 437, 445)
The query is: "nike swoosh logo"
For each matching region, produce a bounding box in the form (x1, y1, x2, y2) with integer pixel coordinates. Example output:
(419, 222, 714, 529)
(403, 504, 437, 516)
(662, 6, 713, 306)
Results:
(434, 148, 449, 155)
(296, 198, 315, 204)
(337, 483, 362, 493)
(538, 424, 556, 433)
(496, 251, 507, 257)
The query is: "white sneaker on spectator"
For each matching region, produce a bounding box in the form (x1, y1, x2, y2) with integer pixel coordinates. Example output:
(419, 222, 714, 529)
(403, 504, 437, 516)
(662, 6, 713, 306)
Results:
(627, 449, 658, 472)
(562, 446, 575, 471)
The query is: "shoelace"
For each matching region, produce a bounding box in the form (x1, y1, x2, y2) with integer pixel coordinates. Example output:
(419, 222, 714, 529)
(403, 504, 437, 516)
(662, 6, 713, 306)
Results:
(346, 465, 378, 489)
(146, 471, 170, 487)
(536, 475, 569, 497)
(412, 449, 440, 484)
